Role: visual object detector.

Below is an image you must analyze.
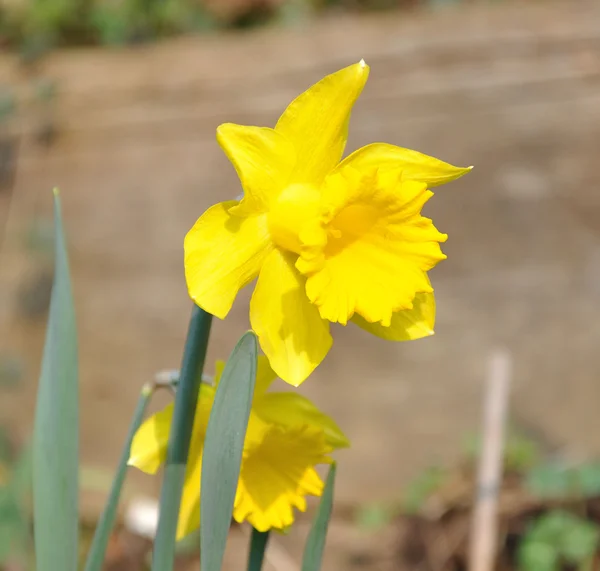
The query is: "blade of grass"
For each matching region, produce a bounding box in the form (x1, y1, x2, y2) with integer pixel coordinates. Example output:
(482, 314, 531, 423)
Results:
(200, 331, 258, 571)
(151, 305, 213, 571)
(301, 463, 337, 571)
(32, 188, 79, 571)
(247, 529, 270, 571)
(84, 383, 154, 571)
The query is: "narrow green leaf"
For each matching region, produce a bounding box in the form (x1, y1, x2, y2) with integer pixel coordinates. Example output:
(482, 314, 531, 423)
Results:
(32, 189, 79, 571)
(200, 331, 258, 571)
(84, 383, 154, 571)
(301, 463, 336, 571)
(247, 528, 269, 571)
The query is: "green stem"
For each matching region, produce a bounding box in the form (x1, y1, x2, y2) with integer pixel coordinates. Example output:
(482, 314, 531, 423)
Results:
(83, 383, 154, 571)
(151, 305, 213, 571)
(247, 528, 270, 571)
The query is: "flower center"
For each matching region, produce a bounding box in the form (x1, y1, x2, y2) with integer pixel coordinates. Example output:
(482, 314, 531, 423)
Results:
(324, 203, 380, 257)
(268, 184, 321, 254)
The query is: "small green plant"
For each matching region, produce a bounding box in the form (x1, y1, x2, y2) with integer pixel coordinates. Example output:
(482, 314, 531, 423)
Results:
(518, 510, 600, 571)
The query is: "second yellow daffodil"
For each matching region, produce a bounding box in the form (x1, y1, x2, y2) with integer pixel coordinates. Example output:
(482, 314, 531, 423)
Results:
(128, 357, 348, 539)
(185, 60, 471, 386)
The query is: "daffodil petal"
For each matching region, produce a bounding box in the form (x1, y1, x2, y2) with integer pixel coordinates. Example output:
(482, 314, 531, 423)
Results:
(256, 392, 350, 449)
(275, 61, 369, 187)
(254, 355, 278, 398)
(128, 403, 174, 474)
(176, 386, 214, 539)
(250, 248, 332, 387)
(233, 425, 329, 532)
(337, 143, 472, 188)
(184, 201, 273, 319)
(216, 124, 296, 214)
(213, 360, 226, 384)
(176, 437, 203, 541)
(352, 291, 436, 341)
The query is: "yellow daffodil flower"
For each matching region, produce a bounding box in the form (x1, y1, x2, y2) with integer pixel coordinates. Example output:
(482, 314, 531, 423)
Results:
(128, 356, 348, 539)
(185, 60, 471, 386)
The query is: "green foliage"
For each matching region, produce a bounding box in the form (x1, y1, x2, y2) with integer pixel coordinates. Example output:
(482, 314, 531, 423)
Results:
(1, 0, 478, 53)
(402, 465, 447, 515)
(22, 206, 340, 571)
(32, 189, 79, 571)
(302, 463, 337, 571)
(151, 306, 213, 571)
(463, 427, 542, 473)
(200, 331, 257, 571)
(2, 0, 217, 52)
(355, 465, 446, 531)
(83, 385, 154, 571)
(518, 510, 599, 571)
(526, 462, 600, 500)
(355, 502, 397, 532)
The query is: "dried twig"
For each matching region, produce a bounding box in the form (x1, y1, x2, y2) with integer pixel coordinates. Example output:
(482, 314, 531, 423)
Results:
(468, 349, 512, 571)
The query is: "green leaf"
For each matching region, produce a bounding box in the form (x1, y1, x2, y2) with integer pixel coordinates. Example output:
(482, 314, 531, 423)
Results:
(518, 540, 559, 571)
(518, 510, 600, 571)
(200, 331, 258, 571)
(32, 189, 79, 571)
(84, 384, 154, 571)
(574, 463, 600, 498)
(301, 463, 336, 571)
(560, 516, 599, 564)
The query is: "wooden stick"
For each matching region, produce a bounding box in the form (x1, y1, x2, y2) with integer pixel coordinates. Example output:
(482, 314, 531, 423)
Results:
(468, 349, 512, 571)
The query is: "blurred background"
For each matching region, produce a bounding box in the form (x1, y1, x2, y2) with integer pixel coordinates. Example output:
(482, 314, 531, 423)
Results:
(1, 0, 600, 569)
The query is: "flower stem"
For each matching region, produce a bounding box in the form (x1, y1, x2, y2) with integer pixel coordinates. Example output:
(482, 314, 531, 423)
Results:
(151, 305, 213, 571)
(247, 528, 270, 571)
(83, 383, 154, 571)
